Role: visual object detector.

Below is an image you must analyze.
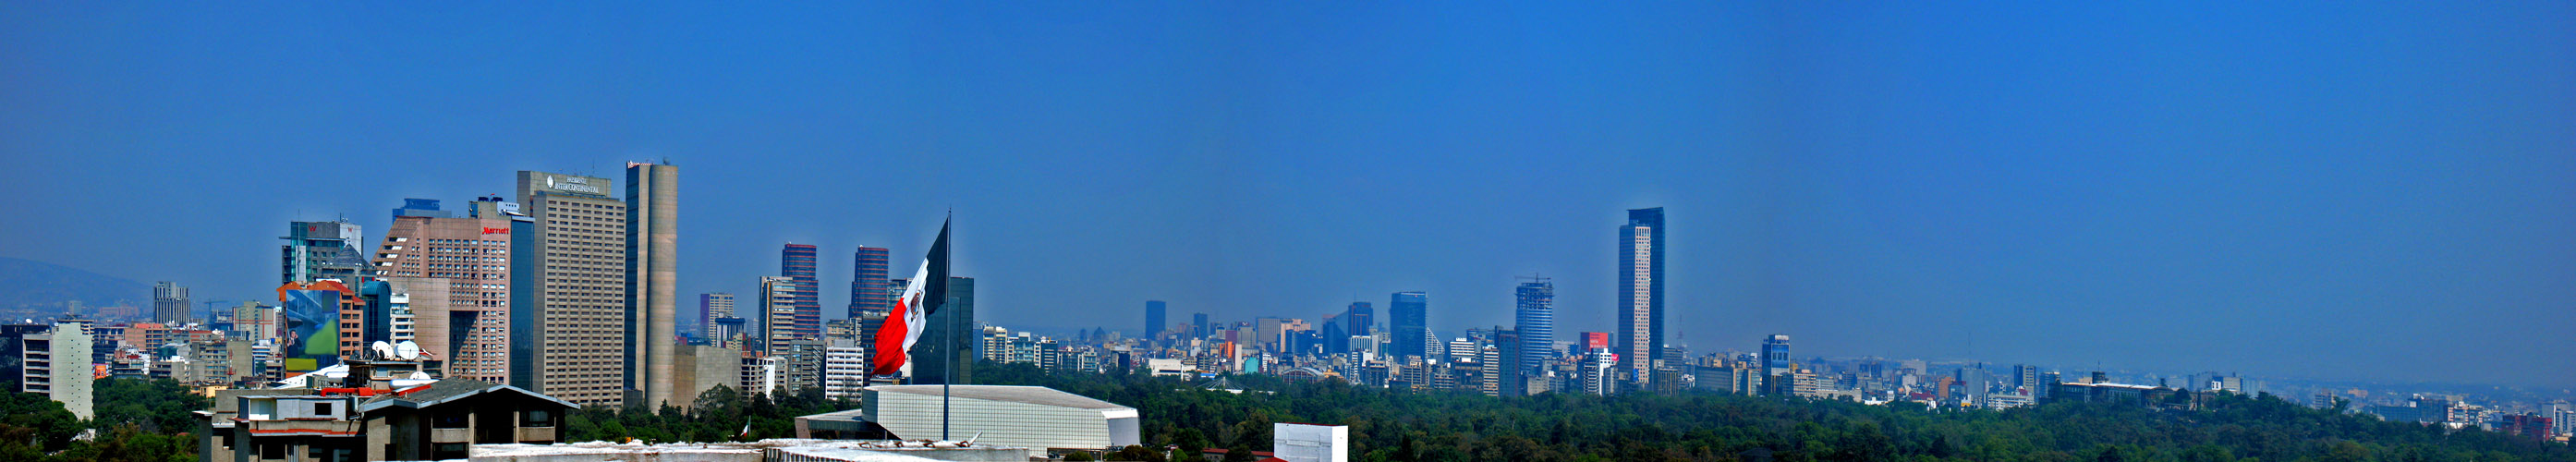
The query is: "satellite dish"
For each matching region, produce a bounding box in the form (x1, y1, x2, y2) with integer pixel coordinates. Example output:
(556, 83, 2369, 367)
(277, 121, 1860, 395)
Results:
(395, 341, 421, 360)
(371, 341, 395, 359)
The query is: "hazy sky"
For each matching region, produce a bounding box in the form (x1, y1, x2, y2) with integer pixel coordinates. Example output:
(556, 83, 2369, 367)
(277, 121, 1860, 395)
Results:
(3, 2, 2570, 388)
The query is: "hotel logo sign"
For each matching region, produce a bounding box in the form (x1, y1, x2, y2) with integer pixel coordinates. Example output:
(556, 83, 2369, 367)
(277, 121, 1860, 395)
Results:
(540, 174, 607, 195)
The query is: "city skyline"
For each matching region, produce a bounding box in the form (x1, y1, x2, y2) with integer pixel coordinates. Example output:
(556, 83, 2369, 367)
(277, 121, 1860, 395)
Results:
(3, 2, 2572, 390)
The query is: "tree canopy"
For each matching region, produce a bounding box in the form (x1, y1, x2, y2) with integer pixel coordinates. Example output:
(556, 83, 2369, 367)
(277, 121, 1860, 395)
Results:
(553, 362, 2576, 461)
(0, 377, 207, 462)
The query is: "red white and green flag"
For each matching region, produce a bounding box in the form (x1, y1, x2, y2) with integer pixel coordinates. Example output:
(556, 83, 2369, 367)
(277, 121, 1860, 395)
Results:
(869, 218, 950, 377)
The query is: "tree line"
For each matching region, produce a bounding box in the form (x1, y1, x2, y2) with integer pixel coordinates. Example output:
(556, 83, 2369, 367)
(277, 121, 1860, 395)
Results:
(0, 377, 208, 462)
(7, 366, 2562, 462)
(570, 361, 2573, 462)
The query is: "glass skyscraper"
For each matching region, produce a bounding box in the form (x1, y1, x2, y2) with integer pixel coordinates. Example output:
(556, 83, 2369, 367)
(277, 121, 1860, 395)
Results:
(1762, 334, 1792, 395)
(1391, 292, 1428, 360)
(909, 276, 975, 384)
(1513, 277, 1554, 377)
(1618, 207, 1664, 390)
(848, 246, 890, 318)
(1343, 301, 1373, 337)
(1145, 300, 1167, 342)
(782, 244, 820, 344)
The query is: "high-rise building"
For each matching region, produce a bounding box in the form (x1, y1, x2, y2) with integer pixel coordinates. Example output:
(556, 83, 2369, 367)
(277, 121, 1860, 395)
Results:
(1145, 300, 1167, 343)
(1513, 277, 1553, 377)
(20, 320, 93, 419)
(1577, 332, 1610, 355)
(152, 282, 190, 324)
(1618, 207, 1664, 389)
(1192, 312, 1210, 339)
(699, 293, 735, 338)
(371, 197, 516, 383)
(1761, 334, 1792, 395)
(759, 276, 799, 355)
(2501, 414, 2554, 441)
(849, 247, 891, 318)
(908, 277, 975, 384)
(782, 244, 820, 347)
(626, 162, 680, 408)
(1576, 347, 1615, 396)
(1390, 292, 1428, 360)
(509, 170, 628, 407)
(778, 338, 823, 393)
(854, 309, 888, 370)
(1343, 302, 1373, 337)
(2548, 401, 2574, 437)
(1493, 327, 1525, 396)
(282, 220, 367, 285)
(229, 301, 279, 344)
(822, 336, 869, 400)
(2012, 364, 2041, 395)
(1321, 319, 1348, 354)
(710, 316, 747, 351)
(358, 277, 440, 364)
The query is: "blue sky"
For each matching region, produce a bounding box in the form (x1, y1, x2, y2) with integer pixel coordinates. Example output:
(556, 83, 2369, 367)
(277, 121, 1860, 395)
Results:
(2, 2, 2570, 388)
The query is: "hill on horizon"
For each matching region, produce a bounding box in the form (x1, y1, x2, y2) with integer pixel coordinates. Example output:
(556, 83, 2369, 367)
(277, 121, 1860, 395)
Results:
(0, 256, 150, 313)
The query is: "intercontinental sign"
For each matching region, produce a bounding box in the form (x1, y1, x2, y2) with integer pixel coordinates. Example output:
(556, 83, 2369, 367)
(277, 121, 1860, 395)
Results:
(537, 173, 609, 196)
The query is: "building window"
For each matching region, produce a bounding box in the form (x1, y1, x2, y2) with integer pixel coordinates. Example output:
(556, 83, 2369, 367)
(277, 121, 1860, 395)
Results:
(434, 412, 469, 429)
(523, 409, 554, 427)
(313, 402, 334, 416)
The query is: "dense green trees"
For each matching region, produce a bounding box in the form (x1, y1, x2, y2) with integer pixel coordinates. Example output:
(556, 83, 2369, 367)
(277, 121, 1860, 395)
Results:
(0, 378, 208, 462)
(547, 362, 2576, 461)
(971, 362, 2570, 462)
(91, 377, 209, 434)
(1, 365, 2552, 461)
(0, 391, 82, 455)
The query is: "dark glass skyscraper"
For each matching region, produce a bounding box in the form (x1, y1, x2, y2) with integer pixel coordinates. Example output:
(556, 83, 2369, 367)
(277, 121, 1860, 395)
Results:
(1145, 300, 1167, 342)
(1344, 302, 1373, 337)
(1191, 312, 1209, 338)
(1618, 207, 1664, 389)
(1391, 292, 1428, 360)
(848, 246, 890, 318)
(1494, 327, 1525, 396)
(909, 276, 975, 384)
(782, 244, 820, 343)
(1321, 319, 1347, 353)
(1761, 334, 1792, 395)
(1513, 277, 1554, 376)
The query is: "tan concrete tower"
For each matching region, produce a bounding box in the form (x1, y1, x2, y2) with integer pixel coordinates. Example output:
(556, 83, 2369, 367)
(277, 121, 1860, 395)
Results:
(512, 171, 629, 407)
(626, 162, 680, 408)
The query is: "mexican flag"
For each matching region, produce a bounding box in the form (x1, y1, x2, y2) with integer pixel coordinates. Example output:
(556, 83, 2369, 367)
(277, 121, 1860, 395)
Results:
(869, 218, 950, 377)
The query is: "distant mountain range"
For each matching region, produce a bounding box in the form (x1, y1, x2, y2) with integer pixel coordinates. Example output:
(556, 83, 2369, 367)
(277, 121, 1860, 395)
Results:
(0, 256, 149, 312)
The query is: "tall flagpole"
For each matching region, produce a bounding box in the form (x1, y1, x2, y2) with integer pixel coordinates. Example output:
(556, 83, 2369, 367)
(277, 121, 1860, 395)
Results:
(942, 298, 952, 441)
(942, 212, 954, 442)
